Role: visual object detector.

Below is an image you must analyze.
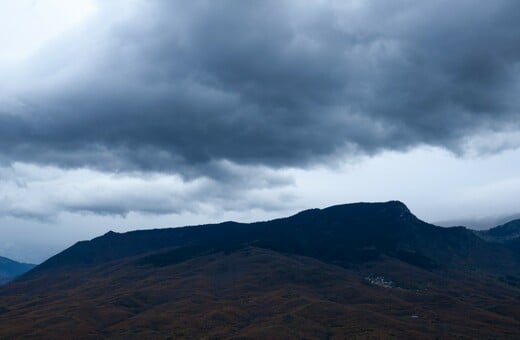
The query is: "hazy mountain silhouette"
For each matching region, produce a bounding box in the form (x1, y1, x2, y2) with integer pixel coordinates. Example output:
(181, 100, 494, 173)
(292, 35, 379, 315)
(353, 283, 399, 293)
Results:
(0, 256, 34, 285)
(1, 201, 519, 338)
(478, 219, 520, 242)
(476, 219, 520, 258)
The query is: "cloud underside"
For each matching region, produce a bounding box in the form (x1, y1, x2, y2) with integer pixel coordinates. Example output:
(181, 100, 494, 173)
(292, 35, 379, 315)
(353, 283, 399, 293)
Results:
(1, 0, 519, 173)
(1, 0, 520, 219)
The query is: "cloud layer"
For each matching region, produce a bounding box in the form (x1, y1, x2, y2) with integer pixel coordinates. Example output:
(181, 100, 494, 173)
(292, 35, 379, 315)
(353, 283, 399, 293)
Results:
(0, 162, 294, 220)
(1, 0, 519, 175)
(0, 0, 520, 223)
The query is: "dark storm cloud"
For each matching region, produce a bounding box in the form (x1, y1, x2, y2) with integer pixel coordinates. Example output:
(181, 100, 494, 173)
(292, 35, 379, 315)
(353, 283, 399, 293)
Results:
(2, 0, 520, 174)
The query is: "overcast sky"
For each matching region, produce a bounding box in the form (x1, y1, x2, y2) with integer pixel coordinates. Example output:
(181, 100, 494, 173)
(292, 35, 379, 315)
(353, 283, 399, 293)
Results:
(1, 0, 520, 263)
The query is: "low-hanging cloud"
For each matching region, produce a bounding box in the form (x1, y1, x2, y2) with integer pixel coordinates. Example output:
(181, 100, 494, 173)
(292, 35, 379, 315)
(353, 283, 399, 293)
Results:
(1, 0, 520, 174)
(0, 161, 295, 220)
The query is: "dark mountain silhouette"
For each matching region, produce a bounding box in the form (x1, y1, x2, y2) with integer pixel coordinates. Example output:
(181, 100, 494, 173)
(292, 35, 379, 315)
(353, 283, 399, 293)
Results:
(1, 201, 520, 338)
(0, 256, 34, 285)
(30, 201, 520, 276)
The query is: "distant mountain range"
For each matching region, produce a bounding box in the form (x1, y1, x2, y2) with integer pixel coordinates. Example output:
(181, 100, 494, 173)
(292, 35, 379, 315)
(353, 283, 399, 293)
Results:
(0, 256, 34, 285)
(476, 219, 520, 256)
(0, 201, 519, 338)
(478, 219, 520, 242)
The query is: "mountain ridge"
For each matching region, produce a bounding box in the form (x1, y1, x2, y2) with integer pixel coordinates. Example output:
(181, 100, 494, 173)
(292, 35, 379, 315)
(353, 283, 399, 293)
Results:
(22, 201, 520, 280)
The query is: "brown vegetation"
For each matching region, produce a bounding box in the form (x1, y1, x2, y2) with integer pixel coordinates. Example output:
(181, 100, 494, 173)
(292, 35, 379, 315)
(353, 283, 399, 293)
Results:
(0, 247, 519, 339)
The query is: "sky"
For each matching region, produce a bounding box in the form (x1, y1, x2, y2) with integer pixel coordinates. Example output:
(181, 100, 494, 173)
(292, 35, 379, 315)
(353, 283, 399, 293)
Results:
(1, 0, 520, 263)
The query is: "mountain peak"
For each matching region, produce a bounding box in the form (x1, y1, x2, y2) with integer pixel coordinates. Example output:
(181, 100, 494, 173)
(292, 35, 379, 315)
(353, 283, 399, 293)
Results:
(385, 200, 413, 217)
(327, 200, 409, 211)
(321, 200, 413, 220)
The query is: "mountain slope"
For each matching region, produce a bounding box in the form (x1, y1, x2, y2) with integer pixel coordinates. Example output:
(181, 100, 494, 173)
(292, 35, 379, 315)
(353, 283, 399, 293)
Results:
(0, 256, 35, 284)
(2, 248, 520, 338)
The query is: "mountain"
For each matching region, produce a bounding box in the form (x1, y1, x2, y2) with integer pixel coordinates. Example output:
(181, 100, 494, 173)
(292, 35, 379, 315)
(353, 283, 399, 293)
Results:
(28, 201, 520, 275)
(478, 219, 520, 243)
(1, 201, 519, 338)
(475, 219, 520, 267)
(0, 256, 35, 285)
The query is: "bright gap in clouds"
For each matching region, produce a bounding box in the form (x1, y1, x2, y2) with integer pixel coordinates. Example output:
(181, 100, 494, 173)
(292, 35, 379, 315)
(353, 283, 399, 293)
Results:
(0, 0, 97, 63)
